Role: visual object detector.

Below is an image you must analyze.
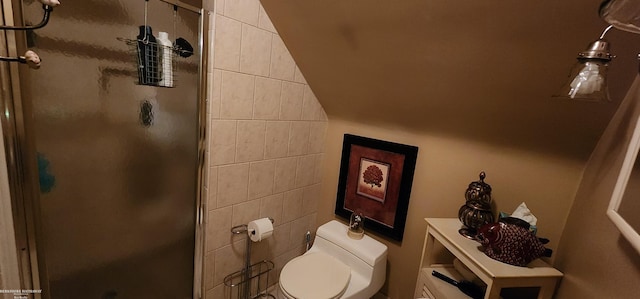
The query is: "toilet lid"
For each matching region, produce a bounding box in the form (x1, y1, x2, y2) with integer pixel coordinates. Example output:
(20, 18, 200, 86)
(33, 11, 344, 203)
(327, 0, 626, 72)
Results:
(280, 252, 351, 299)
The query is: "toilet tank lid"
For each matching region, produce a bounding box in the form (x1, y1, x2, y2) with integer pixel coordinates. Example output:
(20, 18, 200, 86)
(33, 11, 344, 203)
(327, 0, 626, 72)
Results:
(317, 220, 388, 266)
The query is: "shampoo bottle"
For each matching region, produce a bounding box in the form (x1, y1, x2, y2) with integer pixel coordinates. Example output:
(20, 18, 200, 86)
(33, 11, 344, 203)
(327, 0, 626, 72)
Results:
(137, 25, 159, 85)
(157, 31, 173, 87)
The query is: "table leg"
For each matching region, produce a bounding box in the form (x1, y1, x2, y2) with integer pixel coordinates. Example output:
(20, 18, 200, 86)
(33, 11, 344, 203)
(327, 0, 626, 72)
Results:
(536, 279, 559, 299)
(485, 281, 502, 299)
(424, 227, 436, 266)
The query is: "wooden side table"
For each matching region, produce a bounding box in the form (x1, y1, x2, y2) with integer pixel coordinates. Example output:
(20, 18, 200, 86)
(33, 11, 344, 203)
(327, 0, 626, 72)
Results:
(415, 218, 563, 299)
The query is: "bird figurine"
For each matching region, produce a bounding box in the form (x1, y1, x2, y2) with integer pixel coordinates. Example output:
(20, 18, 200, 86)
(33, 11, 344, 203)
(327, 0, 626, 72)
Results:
(475, 218, 552, 267)
(38, 0, 60, 7)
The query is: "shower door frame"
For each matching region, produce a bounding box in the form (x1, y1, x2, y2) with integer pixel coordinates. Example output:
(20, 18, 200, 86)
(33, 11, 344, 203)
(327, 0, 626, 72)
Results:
(1, 0, 45, 295)
(1, 1, 210, 298)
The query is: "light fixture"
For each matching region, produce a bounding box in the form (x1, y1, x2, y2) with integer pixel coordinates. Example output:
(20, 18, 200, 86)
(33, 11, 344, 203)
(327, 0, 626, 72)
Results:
(555, 25, 614, 102)
(555, 0, 640, 103)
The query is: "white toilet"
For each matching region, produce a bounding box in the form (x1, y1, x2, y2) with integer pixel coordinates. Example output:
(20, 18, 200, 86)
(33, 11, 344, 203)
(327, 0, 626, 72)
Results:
(278, 220, 388, 299)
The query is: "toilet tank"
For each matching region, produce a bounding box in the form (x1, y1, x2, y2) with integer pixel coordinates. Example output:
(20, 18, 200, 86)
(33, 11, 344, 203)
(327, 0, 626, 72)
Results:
(311, 220, 388, 297)
(315, 220, 387, 266)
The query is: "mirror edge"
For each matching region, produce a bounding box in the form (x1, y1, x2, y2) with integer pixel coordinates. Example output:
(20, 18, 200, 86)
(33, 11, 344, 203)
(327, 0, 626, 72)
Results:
(608, 116, 640, 254)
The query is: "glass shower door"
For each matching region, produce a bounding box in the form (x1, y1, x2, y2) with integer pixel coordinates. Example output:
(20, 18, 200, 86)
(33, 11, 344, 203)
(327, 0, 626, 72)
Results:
(20, 1, 202, 298)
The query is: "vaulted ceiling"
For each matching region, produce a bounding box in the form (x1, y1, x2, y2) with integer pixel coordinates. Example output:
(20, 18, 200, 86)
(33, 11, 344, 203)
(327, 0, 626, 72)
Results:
(260, 0, 640, 160)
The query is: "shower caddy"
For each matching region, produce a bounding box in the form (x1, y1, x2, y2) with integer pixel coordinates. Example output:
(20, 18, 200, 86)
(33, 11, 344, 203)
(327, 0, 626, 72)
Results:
(0, 0, 60, 69)
(224, 221, 276, 299)
(118, 0, 194, 88)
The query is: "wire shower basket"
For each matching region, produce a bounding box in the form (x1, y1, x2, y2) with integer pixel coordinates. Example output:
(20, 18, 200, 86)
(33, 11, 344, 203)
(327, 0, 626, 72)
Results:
(118, 37, 177, 87)
(118, 0, 194, 88)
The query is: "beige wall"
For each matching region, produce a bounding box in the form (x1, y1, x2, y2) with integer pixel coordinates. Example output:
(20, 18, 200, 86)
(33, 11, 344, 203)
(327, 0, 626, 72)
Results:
(202, 0, 327, 297)
(554, 78, 640, 299)
(317, 118, 585, 299)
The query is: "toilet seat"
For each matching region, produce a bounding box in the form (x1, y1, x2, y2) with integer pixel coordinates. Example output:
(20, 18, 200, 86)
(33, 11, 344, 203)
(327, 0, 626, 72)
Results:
(279, 252, 351, 299)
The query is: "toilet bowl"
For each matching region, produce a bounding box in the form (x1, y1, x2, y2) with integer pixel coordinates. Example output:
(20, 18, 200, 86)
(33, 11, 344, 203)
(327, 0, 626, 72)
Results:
(278, 220, 388, 299)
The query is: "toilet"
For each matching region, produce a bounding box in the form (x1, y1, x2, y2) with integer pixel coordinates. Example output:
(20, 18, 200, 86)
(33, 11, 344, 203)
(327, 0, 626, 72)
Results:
(279, 220, 388, 299)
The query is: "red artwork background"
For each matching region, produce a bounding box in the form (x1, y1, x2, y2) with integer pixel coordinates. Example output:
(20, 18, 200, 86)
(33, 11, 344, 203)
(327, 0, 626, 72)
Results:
(344, 145, 406, 227)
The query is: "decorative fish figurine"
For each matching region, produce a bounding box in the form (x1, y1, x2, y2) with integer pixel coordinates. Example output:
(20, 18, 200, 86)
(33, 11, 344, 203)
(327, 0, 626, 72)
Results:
(476, 218, 552, 267)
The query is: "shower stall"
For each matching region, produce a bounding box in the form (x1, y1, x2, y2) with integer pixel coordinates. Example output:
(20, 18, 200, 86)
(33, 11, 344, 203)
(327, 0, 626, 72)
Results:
(2, 0, 207, 298)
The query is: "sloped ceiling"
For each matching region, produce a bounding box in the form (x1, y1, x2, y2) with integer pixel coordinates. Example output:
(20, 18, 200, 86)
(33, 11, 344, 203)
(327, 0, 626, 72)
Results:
(260, 0, 640, 160)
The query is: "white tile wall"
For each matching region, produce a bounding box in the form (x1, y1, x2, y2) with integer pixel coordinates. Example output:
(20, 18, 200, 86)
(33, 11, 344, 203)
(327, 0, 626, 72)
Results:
(240, 24, 272, 76)
(282, 188, 304, 223)
(213, 16, 241, 71)
(220, 71, 255, 119)
(206, 206, 232, 251)
(248, 160, 276, 199)
(204, 0, 327, 297)
(235, 120, 266, 162)
(207, 166, 218, 210)
(309, 122, 328, 154)
(264, 121, 290, 159)
(295, 155, 318, 188)
(210, 120, 237, 165)
(274, 157, 297, 193)
(257, 5, 277, 33)
(216, 163, 249, 207)
(302, 85, 323, 120)
(259, 193, 284, 223)
(294, 66, 307, 84)
(279, 82, 304, 120)
(253, 77, 282, 120)
(231, 199, 261, 227)
(223, 0, 259, 26)
(287, 122, 310, 156)
(270, 37, 296, 81)
(210, 69, 222, 118)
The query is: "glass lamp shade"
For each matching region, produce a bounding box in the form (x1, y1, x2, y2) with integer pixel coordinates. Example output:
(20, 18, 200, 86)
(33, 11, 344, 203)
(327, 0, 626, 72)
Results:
(554, 38, 613, 102)
(555, 59, 611, 102)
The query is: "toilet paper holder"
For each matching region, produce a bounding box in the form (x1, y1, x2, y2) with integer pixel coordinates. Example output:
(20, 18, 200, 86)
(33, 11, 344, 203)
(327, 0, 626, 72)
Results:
(231, 217, 274, 236)
(227, 217, 276, 299)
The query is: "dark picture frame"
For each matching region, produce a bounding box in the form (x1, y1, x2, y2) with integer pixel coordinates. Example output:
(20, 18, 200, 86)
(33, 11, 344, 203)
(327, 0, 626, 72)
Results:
(335, 134, 418, 241)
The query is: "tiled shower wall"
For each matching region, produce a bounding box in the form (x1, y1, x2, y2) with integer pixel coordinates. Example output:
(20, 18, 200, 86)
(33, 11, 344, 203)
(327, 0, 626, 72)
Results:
(202, 0, 328, 297)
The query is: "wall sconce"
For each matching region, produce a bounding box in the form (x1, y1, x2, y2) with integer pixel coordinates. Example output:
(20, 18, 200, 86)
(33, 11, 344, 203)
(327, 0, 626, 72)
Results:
(555, 25, 614, 102)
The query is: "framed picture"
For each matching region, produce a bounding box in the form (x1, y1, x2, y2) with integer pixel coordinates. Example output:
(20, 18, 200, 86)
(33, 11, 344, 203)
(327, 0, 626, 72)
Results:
(335, 134, 418, 241)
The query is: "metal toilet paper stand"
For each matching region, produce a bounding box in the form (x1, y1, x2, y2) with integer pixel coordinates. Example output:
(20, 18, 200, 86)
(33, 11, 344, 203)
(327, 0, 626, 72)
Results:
(224, 218, 275, 299)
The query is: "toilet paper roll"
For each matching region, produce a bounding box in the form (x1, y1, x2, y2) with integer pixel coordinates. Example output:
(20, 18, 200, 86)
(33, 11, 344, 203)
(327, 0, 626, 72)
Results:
(248, 218, 273, 242)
